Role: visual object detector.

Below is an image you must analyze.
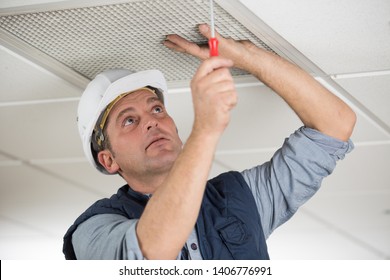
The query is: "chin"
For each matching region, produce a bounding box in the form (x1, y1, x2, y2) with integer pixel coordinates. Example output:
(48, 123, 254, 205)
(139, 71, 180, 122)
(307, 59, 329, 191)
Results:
(149, 152, 178, 171)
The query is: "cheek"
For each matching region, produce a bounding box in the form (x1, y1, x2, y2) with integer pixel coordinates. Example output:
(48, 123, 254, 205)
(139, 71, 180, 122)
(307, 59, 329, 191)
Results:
(108, 130, 139, 155)
(165, 118, 181, 141)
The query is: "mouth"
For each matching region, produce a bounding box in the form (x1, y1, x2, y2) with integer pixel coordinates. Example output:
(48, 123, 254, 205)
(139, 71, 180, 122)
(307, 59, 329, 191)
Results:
(145, 137, 169, 151)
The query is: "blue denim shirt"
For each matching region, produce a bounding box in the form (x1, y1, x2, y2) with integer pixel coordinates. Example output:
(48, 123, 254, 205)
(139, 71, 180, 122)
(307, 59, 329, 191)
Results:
(72, 127, 354, 259)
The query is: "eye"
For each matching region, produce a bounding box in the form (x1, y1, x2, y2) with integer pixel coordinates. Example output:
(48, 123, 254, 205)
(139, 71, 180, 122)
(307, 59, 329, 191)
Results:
(153, 106, 164, 114)
(124, 117, 135, 126)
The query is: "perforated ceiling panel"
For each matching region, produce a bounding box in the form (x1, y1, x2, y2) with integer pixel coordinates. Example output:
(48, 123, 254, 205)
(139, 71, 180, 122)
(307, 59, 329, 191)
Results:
(0, 0, 280, 84)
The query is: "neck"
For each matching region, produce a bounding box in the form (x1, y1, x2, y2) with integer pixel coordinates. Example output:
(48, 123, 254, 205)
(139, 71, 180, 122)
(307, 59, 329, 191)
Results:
(122, 171, 168, 195)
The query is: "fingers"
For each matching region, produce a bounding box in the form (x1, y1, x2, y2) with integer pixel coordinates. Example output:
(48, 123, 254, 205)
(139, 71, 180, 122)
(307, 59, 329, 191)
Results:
(197, 24, 257, 70)
(192, 57, 237, 110)
(198, 23, 222, 40)
(164, 34, 209, 60)
(210, 79, 238, 109)
(164, 34, 195, 53)
(163, 24, 224, 60)
(189, 55, 237, 136)
(162, 39, 187, 53)
(193, 68, 236, 102)
(192, 56, 233, 82)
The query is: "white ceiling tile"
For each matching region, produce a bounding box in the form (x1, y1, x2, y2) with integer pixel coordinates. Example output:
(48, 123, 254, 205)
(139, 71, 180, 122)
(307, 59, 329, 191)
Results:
(0, 236, 63, 259)
(0, 153, 13, 161)
(0, 155, 8, 161)
(37, 161, 127, 195)
(305, 192, 390, 230)
(219, 86, 303, 150)
(301, 192, 390, 258)
(319, 144, 390, 193)
(336, 75, 390, 127)
(352, 229, 390, 258)
(0, 164, 101, 236)
(267, 228, 383, 259)
(240, 0, 390, 74)
(164, 90, 194, 143)
(0, 101, 83, 159)
(0, 47, 82, 103)
(0, 218, 46, 238)
(351, 119, 389, 143)
(350, 115, 390, 142)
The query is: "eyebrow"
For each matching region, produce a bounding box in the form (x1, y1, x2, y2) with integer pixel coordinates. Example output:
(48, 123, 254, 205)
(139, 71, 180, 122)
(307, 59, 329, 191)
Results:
(114, 96, 163, 126)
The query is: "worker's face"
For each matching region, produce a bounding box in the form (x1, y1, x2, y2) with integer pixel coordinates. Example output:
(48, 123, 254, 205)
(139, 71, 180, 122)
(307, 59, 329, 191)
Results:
(98, 89, 183, 179)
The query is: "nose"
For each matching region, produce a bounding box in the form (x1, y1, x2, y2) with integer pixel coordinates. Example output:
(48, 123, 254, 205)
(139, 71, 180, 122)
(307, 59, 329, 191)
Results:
(144, 119, 158, 132)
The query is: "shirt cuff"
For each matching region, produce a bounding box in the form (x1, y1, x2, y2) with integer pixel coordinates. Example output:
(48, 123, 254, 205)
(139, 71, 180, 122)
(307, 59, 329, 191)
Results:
(299, 126, 354, 160)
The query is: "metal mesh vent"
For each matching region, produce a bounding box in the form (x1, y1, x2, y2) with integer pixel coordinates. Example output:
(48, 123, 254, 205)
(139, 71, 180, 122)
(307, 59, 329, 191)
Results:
(0, 0, 277, 83)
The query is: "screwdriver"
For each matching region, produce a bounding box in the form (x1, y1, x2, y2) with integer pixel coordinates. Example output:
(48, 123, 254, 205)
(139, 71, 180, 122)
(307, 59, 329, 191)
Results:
(208, 0, 218, 56)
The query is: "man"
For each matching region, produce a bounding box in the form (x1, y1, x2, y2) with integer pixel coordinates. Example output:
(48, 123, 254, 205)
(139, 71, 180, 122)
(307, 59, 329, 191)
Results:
(63, 24, 356, 260)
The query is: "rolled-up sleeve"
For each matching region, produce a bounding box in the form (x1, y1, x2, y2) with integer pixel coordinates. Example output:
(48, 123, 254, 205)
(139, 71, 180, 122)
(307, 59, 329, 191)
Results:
(72, 214, 145, 260)
(241, 127, 354, 239)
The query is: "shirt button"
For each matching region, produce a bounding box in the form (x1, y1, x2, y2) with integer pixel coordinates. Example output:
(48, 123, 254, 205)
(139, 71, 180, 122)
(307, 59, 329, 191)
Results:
(190, 243, 198, 250)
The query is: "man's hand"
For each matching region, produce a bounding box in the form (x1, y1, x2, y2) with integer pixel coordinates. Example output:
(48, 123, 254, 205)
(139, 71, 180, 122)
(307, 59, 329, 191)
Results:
(164, 24, 255, 70)
(190, 57, 237, 138)
(165, 24, 240, 138)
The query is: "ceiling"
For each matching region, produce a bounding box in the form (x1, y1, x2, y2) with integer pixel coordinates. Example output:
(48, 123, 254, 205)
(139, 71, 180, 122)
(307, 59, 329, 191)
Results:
(0, 0, 389, 260)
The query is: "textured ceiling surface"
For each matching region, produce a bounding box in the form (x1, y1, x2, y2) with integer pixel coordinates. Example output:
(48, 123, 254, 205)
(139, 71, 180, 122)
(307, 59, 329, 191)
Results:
(0, 0, 276, 81)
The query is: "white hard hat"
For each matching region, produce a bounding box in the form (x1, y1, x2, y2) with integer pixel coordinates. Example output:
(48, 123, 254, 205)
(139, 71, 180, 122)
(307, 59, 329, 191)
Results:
(77, 69, 167, 174)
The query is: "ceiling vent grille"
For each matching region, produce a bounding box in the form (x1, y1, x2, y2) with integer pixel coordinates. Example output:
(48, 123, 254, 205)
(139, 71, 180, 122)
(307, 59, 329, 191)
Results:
(0, 0, 314, 88)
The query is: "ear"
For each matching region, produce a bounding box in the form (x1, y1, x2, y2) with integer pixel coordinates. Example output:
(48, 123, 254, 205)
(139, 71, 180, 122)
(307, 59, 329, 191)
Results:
(97, 150, 120, 174)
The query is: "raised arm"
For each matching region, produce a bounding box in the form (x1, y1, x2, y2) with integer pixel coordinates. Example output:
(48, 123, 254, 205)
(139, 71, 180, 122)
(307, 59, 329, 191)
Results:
(164, 24, 356, 141)
(136, 57, 237, 259)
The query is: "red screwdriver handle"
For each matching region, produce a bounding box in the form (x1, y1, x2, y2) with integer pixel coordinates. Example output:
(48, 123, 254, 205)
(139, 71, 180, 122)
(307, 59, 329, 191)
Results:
(209, 37, 219, 57)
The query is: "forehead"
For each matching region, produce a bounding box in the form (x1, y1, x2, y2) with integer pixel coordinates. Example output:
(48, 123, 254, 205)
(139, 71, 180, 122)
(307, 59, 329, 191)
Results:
(107, 89, 161, 120)
(114, 88, 159, 108)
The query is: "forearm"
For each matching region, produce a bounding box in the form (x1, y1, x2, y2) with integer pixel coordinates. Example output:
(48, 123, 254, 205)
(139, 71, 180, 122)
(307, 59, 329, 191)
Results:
(136, 131, 219, 259)
(135, 57, 236, 260)
(239, 47, 356, 141)
(165, 24, 356, 141)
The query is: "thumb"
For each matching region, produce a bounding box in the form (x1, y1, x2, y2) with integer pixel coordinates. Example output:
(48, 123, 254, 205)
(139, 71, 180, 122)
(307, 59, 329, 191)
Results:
(193, 57, 233, 81)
